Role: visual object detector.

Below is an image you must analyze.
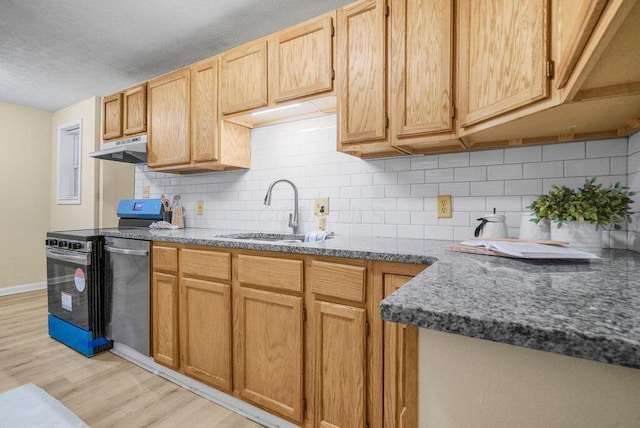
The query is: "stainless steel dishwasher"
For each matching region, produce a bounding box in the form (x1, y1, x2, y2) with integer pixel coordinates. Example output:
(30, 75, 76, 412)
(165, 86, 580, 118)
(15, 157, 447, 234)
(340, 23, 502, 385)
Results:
(105, 237, 151, 356)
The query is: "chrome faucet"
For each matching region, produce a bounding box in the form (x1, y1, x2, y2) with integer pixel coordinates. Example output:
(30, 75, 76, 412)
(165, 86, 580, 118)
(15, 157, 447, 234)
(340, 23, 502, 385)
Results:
(264, 179, 299, 234)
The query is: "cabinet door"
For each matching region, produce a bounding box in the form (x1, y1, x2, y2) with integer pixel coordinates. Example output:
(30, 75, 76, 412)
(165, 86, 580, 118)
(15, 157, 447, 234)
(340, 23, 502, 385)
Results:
(191, 58, 219, 163)
(314, 301, 367, 428)
(383, 274, 418, 428)
(123, 83, 147, 135)
(392, 0, 453, 138)
(220, 41, 268, 115)
(102, 93, 122, 140)
(458, 0, 550, 127)
(337, 0, 387, 144)
(147, 68, 191, 168)
(234, 287, 304, 423)
(152, 271, 179, 369)
(271, 15, 334, 103)
(179, 277, 232, 391)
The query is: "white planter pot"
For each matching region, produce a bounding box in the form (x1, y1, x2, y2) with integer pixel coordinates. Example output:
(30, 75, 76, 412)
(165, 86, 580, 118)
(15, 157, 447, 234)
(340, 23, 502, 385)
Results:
(550, 221, 602, 255)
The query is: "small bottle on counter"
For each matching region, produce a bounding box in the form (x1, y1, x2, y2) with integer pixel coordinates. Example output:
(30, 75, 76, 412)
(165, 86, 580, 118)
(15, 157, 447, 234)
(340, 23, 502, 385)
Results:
(316, 205, 327, 232)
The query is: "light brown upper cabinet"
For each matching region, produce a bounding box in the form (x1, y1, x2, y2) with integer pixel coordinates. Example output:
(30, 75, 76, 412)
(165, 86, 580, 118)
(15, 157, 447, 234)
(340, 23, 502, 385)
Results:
(270, 14, 334, 103)
(102, 93, 122, 140)
(457, 0, 551, 128)
(337, 0, 406, 158)
(220, 40, 268, 115)
(147, 59, 251, 173)
(101, 83, 147, 141)
(147, 68, 191, 168)
(123, 83, 147, 135)
(390, 0, 464, 155)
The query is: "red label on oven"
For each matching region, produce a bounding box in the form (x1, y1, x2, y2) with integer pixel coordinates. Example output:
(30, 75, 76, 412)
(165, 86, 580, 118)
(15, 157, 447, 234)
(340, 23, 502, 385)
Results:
(74, 268, 86, 292)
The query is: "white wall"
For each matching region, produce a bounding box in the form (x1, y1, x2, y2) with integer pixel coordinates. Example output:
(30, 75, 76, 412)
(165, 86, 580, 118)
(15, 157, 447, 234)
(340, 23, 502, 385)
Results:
(136, 114, 636, 249)
(0, 102, 52, 289)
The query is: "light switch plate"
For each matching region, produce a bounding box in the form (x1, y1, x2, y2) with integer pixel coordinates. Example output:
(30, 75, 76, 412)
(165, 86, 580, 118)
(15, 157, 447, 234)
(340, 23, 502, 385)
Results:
(196, 200, 205, 215)
(314, 197, 329, 215)
(437, 195, 452, 218)
(142, 186, 150, 198)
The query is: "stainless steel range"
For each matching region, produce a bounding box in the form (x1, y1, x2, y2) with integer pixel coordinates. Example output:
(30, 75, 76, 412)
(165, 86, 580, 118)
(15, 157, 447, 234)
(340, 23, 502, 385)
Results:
(45, 229, 112, 356)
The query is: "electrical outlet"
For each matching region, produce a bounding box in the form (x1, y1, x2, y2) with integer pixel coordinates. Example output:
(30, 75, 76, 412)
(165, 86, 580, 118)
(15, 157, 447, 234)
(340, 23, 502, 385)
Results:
(196, 200, 205, 216)
(314, 197, 330, 215)
(437, 195, 452, 218)
(142, 186, 150, 198)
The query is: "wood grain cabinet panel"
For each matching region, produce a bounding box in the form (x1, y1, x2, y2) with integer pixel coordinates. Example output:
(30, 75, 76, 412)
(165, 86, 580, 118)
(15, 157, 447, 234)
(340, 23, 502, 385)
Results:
(310, 260, 366, 303)
(458, 0, 550, 127)
(391, 0, 453, 138)
(147, 67, 191, 168)
(179, 277, 232, 391)
(191, 58, 219, 163)
(234, 287, 304, 423)
(337, 0, 387, 145)
(102, 93, 122, 140)
(180, 248, 230, 281)
(314, 301, 367, 428)
(383, 274, 418, 428)
(220, 41, 268, 115)
(237, 255, 303, 293)
(123, 83, 147, 135)
(270, 15, 334, 103)
(152, 271, 179, 369)
(152, 245, 178, 272)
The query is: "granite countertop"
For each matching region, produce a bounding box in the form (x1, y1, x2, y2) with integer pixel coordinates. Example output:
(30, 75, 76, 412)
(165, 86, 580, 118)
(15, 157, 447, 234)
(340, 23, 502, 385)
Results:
(101, 227, 640, 369)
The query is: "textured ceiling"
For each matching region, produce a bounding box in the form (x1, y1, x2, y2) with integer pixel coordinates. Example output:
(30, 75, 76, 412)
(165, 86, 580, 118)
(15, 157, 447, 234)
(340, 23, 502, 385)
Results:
(0, 0, 353, 112)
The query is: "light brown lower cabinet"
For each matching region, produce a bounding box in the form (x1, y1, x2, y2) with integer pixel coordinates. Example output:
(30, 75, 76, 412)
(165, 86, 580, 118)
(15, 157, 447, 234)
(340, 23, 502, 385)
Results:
(234, 287, 304, 423)
(313, 300, 367, 427)
(151, 244, 427, 426)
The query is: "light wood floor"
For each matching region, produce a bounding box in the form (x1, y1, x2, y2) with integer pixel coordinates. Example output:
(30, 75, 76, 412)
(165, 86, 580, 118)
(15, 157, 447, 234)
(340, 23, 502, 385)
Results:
(0, 290, 262, 427)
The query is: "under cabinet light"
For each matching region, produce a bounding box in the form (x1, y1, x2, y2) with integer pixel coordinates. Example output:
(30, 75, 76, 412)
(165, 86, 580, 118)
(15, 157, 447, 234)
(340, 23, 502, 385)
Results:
(251, 103, 302, 116)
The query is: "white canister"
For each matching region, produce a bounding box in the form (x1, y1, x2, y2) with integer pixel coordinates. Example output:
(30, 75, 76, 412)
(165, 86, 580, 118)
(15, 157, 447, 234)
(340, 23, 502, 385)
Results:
(474, 213, 508, 239)
(519, 213, 550, 240)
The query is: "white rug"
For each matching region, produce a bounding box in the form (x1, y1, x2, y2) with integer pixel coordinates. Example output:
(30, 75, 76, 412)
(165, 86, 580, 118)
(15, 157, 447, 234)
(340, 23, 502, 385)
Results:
(0, 383, 88, 428)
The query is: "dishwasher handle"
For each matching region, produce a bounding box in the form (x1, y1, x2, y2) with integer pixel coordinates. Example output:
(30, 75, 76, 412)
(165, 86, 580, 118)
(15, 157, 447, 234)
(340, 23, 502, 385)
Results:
(105, 246, 149, 257)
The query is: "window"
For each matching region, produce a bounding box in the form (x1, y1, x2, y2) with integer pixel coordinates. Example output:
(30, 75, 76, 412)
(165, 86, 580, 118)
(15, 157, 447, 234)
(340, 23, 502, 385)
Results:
(57, 120, 82, 204)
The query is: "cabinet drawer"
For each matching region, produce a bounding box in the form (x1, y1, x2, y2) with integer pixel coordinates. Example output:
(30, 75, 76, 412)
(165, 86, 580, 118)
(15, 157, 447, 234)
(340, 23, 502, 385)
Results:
(181, 249, 231, 281)
(237, 255, 303, 293)
(153, 246, 178, 272)
(311, 260, 366, 303)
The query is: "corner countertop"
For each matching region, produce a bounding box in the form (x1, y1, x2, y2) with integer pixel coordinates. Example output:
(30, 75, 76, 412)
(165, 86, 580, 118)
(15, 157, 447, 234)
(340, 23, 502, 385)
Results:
(100, 227, 640, 369)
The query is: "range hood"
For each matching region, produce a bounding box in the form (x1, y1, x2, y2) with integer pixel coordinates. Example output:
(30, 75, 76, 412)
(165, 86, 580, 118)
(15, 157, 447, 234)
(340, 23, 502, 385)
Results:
(89, 135, 147, 163)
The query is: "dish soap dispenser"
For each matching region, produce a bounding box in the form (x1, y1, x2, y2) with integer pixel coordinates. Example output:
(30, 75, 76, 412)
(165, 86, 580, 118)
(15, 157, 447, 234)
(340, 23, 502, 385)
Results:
(316, 205, 327, 232)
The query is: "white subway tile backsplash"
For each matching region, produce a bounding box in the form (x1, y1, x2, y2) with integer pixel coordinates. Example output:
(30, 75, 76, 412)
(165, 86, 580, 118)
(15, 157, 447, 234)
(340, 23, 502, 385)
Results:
(439, 152, 470, 168)
(586, 138, 627, 158)
(564, 158, 609, 177)
(455, 166, 486, 182)
(470, 181, 504, 196)
(470, 149, 504, 166)
(504, 145, 542, 164)
(542, 141, 585, 161)
(439, 182, 470, 197)
(135, 114, 635, 249)
(523, 161, 563, 179)
(487, 164, 522, 180)
(505, 179, 542, 196)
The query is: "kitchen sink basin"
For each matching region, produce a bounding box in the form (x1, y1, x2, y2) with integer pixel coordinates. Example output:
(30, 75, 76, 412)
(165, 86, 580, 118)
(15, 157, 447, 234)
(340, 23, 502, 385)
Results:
(219, 232, 306, 243)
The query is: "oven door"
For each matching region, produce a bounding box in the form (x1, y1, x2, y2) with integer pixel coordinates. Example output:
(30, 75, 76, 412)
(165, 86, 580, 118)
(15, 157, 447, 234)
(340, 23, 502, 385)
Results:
(46, 248, 92, 330)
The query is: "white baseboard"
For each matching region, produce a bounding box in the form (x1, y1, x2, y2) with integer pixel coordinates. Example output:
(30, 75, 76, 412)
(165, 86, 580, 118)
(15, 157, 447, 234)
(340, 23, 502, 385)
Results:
(110, 343, 299, 428)
(0, 281, 47, 297)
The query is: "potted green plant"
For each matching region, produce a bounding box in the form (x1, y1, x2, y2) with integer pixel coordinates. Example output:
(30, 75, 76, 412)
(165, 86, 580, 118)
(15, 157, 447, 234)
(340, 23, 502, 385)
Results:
(528, 178, 635, 253)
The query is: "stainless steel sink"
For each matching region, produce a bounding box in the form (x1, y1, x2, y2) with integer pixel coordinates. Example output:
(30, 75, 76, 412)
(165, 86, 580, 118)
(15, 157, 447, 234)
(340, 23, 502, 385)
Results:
(219, 232, 305, 243)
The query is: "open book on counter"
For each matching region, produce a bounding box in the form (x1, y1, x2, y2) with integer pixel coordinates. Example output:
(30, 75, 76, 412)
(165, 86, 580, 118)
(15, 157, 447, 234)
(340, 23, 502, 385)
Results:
(452, 240, 600, 260)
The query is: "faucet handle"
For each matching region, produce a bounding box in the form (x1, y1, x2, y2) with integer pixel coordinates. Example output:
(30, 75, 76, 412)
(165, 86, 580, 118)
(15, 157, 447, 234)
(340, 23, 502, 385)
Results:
(288, 213, 295, 228)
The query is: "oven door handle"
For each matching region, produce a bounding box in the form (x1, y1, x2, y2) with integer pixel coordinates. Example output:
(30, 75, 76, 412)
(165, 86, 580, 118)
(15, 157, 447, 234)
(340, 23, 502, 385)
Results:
(105, 246, 149, 257)
(46, 249, 91, 265)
